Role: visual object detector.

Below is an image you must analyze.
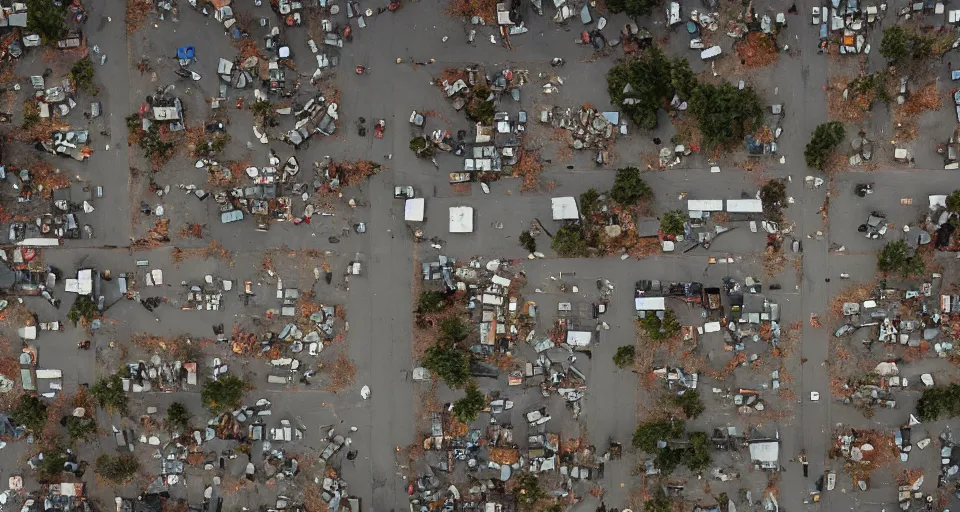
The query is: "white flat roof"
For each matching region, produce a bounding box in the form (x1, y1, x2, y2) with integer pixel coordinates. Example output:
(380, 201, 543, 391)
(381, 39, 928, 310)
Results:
(687, 199, 723, 211)
(726, 199, 763, 213)
(449, 206, 474, 233)
(566, 330, 592, 346)
(551, 196, 580, 220)
(404, 198, 425, 222)
(635, 296, 666, 311)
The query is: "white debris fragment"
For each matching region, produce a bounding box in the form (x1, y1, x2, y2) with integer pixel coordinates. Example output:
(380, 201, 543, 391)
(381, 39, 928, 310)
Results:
(360, 385, 371, 399)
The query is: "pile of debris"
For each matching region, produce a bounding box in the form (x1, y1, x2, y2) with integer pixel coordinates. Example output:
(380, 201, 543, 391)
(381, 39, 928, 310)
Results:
(540, 105, 623, 165)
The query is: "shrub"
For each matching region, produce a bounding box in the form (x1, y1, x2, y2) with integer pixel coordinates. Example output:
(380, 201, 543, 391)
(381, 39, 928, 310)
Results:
(613, 345, 636, 369)
(250, 100, 272, 117)
(638, 309, 682, 342)
(632, 419, 684, 452)
(551, 226, 588, 257)
(166, 402, 190, 433)
(439, 316, 471, 343)
(671, 390, 705, 419)
(759, 179, 788, 221)
(67, 295, 98, 326)
(513, 472, 546, 508)
(876, 240, 925, 277)
(65, 415, 97, 442)
(659, 210, 685, 236)
(804, 121, 846, 171)
(579, 188, 600, 217)
(917, 383, 960, 421)
(946, 190, 960, 213)
(610, 167, 653, 206)
(519, 231, 537, 253)
(69, 57, 96, 94)
(417, 290, 447, 313)
(12, 394, 47, 433)
(409, 136, 435, 158)
(201, 375, 248, 414)
(95, 454, 140, 484)
(91, 375, 128, 413)
(452, 382, 485, 423)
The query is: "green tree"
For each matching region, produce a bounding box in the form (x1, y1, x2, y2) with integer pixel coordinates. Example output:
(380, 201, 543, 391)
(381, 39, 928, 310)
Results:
(671, 390, 705, 419)
(439, 316, 472, 343)
(670, 58, 698, 99)
(417, 290, 447, 313)
(877, 240, 925, 277)
(660, 210, 686, 236)
(644, 490, 674, 512)
(638, 309, 682, 342)
(452, 382, 486, 423)
(880, 25, 910, 64)
(12, 394, 47, 433)
(946, 190, 960, 213)
(201, 375, 248, 414)
(632, 419, 684, 452)
(466, 85, 495, 125)
(683, 431, 712, 472)
(91, 374, 128, 414)
(69, 56, 96, 94)
(166, 402, 190, 433)
(26, 0, 67, 43)
(251, 100, 273, 117)
(613, 345, 637, 369)
(409, 136, 435, 158)
(513, 472, 546, 509)
(917, 383, 960, 421)
(610, 167, 653, 206)
(36, 445, 68, 478)
(422, 343, 470, 388)
(67, 295, 98, 326)
(605, 0, 656, 17)
(653, 446, 684, 474)
(95, 454, 140, 484)
(804, 121, 846, 171)
(579, 188, 600, 217)
(606, 48, 688, 130)
(551, 226, 588, 257)
(759, 179, 788, 221)
(65, 416, 97, 442)
(688, 82, 763, 150)
(519, 230, 537, 253)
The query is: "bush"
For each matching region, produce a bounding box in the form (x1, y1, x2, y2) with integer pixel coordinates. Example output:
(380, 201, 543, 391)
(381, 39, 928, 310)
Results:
(519, 231, 537, 253)
(605, 0, 655, 17)
(638, 309, 682, 342)
(804, 121, 846, 171)
(250, 100, 272, 117)
(879, 25, 940, 64)
(684, 431, 712, 472)
(659, 210, 685, 237)
(916, 383, 960, 421)
(201, 375, 248, 414)
(422, 343, 470, 388)
(671, 390, 705, 419)
(613, 345, 636, 369)
(417, 290, 447, 313)
(95, 454, 140, 484)
(12, 394, 47, 433)
(513, 472, 546, 508)
(759, 179, 788, 221)
(610, 167, 653, 206)
(67, 295, 98, 326)
(946, 190, 960, 213)
(876, 240, 925, 277)
(409, 136, 435, 158)
(166, 402, 190, 433)
(551, 226, 588, 257)
(69, 57, 96, 94)
(466, 85, 495, 125)
(91, 375, 128, 413)
(644, 490, 674, 512)
(452, 382, 486, 423)
(439, 316, 472, 343)
(688, 82, 763, 150)
(632, 419, 684, 452)
(36, 445, 68, 478)
(579, 188, 600, 217)
(26, 0, 67, 43)
(65, 416, 97, 442)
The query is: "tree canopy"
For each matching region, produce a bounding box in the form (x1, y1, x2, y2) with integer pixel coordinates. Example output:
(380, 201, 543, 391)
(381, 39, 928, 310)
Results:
(917, 383, 960, 422)
(638, 309, 682, 342)
(452, 382, 486, 423)
(688, 82, 763, 150)
(759, 179, 787, 221)
(26, 0, 67, 43)
(95, 454, 140, 484)
(946, 190, 960, 213)
(605, 0, 656, 17)
(660, 210, 685, 236)
(804, 121, 846, 171)
(551, 226, 588, 257)
(876, 240, 925, 277)
(422, 343, 470, 388)
(632, 419, 685, 452)
(12, 394, 47, 433)
(201, 375, 248, 414)
(613, 345, 637, 369)
(610, 167, 653, 206)
(880, 25, 941, 65)
(607, 48, 696, 130)
(91, 375, 128, 413)
(417, 290, 447, 313)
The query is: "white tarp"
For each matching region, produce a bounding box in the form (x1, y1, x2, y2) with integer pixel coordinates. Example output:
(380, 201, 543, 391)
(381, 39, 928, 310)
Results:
(634, 296, 666, 311)
(449, 206, 474, 233)
(77, 269, 93, 295)
(930, 195, 947, 210)
(551, 196, 580, 220)
(405, 198, 425, 222)
(566, 331, 592, 346)
(726, 199, 763, 213)
(687, 199, 723, 212)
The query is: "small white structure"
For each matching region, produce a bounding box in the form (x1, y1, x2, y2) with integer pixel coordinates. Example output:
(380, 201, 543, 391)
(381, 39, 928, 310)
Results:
(726, 199, 763, 213)
(404, 198, 425, 222)
(551, 196, 580, 221)
(449, 206, 474, 233)
(566, 330, 592, 346)
(634, 296, 666, 311)
(687, 199, 723, 217)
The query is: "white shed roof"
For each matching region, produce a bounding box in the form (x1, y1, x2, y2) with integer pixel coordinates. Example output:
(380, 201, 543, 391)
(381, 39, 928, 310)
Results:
(687, 199, 723, 212)
(566, 330, 592, 346)
(449, 206, 474, 233)
(404, 198, 425, 222)
(634, 296, 666, 311)
(726, 199, 763, 213)
(748, 441, 779, 463)
(551, 196, 580, 220)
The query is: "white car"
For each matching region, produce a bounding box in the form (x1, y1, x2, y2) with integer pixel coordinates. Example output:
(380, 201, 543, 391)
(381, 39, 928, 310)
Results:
(812, 6, 820, 24)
